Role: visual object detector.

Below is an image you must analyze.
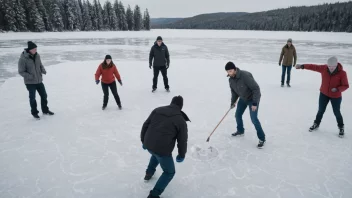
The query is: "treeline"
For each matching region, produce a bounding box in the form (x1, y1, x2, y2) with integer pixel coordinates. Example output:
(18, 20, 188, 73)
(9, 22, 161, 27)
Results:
(156, 1, 352, 33)
(0, 0, 151, 32)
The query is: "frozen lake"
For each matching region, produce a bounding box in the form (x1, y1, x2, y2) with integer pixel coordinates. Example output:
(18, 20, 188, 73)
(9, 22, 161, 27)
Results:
(0, 30, 352, 198)
(1, 29, 352, 86)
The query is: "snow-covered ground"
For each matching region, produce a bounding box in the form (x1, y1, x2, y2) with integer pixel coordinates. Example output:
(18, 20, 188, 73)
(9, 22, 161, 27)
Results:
(0, 30, 352, 198)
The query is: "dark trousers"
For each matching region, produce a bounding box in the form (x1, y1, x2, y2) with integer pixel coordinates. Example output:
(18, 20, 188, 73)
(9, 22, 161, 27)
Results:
(146, 150, 175, 196)
(281, 65, 292, 84)
(314, 92, 343, 127)
(101, 81, 121, 107)
(235, 98, 266, 141)
(153, 66, 169, 89)
(25, 83, 49, 115)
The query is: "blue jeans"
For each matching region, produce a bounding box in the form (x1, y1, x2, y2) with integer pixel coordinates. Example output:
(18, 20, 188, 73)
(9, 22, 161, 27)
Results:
(146, 150, 175, 196)
(235, 98, 266, 141)
(281, 65, 292, 84)
(315, 92, 343, 127)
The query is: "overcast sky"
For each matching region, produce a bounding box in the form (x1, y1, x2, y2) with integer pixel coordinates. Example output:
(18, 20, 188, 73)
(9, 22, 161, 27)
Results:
(101, 0, 350, 18)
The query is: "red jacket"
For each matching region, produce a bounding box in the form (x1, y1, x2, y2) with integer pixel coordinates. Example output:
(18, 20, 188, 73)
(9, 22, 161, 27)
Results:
(304, 63, 349, 98)
(95, 63, 121, 84)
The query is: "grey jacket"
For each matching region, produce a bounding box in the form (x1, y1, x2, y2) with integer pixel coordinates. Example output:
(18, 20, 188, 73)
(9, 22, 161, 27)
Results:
(18, 50, 46, 84)
(229, 68, 261, 106)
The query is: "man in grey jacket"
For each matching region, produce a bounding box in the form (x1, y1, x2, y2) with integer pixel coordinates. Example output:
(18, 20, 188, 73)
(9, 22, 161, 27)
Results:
(18, 41, 54, 119)
(225, 61, 266, 148)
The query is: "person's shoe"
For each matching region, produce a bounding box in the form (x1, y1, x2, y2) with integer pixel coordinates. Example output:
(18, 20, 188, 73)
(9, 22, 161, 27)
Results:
(257, 140, 266, 149)
(286, 83, 291, 87)
(339, 125, 344, 138)
(144, 174, 152, 181)
(152, 88, 157, 92)
(43, 110, 54, 115)
(166, 88, 170, 92)
(118, 105, 122, 110)
(309, 122, 319, 132)
(281, 83, 284, 87)
(102, 106, 106, 110)
(147, 191, 160, 198)
(231, 131, 244, 136)
(33, 114, 40, 120)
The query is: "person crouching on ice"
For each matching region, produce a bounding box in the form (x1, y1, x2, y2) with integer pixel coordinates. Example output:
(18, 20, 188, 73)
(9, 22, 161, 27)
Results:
(295, 56, 349, 137)
(95, 55, 123, 110)
(140, 96, 190, 198)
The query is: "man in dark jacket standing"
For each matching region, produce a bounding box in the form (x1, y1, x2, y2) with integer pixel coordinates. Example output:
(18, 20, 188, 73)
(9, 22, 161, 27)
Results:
(18, 41, 54, 119)
(226, 62, 266, 148)
(279, 38, 297, 87)
(149, 36, 170, 92)
(141, 96, 190, 198)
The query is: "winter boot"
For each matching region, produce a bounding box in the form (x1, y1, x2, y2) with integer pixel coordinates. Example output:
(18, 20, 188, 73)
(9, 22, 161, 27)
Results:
(43, 110, 54, 115)
(339, 126, 344, 138)
(166, 88, 170, 92)
(33, 114, 40, 120)
(257, 140, 266, 149)
(118, 104, 122, 110)
(232, 131, 244, 137)
(147, 191, 160, 198)
(152, 88, 157, 93)
(144, 174, 152, 181)
(286, 82, 291, 87)
(281, 82, 284, 87)
(102, 106, 106, 110)
(309, 122, 319, 132)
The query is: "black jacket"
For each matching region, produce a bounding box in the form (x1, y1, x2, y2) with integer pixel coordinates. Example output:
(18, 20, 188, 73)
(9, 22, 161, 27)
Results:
(141, 104, 190, 158)
(149, 42, 170, 67)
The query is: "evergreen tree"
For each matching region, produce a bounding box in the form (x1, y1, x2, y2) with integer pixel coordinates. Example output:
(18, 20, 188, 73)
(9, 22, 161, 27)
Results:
(143, 9, 150, 30)
(102, 2, 109, 30)
(81, 0, 92, 30)
(35, 0, 52, 31)
(105, 1, 118, 30)
(63, 0, 75, 30)
(14, 0, 28, 31)
(73, 0, 83, 30)
(52, 2, 64, 31)
(4, 0, 17, 31)
(126, 4, 133, 30)
(0, 0, 5, 30)
(88, 0, 97, 30)
(25, 0, 45, 31)
(117, 1, 127, 30)
(113, 0, 120, 28)
(93, 0, 103, 30)
(133, 5, 142, 30)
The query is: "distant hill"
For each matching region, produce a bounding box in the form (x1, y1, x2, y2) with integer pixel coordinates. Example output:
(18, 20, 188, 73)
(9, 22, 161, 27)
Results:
(151, 18, 183, 27)
(156, 2, 352, 32)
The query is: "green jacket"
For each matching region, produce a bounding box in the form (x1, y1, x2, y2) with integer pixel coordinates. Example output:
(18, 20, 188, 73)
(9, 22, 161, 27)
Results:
(279, 44, 297, 66)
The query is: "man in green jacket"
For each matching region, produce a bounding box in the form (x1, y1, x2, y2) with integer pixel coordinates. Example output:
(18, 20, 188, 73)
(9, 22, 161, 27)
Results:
(279, 38, 297, 87)
(18, 41, 54, 120)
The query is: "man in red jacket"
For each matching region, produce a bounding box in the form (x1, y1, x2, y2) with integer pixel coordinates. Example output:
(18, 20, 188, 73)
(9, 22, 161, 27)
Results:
(295, 56, 349, 137)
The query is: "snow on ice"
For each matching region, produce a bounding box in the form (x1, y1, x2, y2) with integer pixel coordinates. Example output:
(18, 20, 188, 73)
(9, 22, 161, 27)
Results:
(0, 30, 352, 198)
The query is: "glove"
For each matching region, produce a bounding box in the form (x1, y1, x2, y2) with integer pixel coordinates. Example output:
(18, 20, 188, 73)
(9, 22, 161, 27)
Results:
(295, 64, 302, 69)
(278, 63, 281, 66)
(142, 144, 146, 150)
(149, 65, 152, 69)
(118, 80, 123, 86)
(95, 80, 100, 84)
(331, 88, 338, 92)
(176, 155, 184, 163)
(230, 104, 236, 109)
(166, 64, 169, 69)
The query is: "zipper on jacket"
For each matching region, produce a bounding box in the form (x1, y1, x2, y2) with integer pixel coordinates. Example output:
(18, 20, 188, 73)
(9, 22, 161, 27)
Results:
(33, 55, 40, 83)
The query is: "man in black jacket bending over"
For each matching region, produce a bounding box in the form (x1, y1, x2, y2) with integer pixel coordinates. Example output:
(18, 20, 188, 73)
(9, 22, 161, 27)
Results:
(149, 36, 170, 92)
(141, 96, 190, 198)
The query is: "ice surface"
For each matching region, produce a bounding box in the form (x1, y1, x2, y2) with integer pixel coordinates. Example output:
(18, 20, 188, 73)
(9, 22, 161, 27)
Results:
(0, 30, 352, 198)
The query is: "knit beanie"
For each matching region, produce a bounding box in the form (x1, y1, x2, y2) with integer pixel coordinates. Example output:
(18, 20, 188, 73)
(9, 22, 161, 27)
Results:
(225, 61, 236, 71)
(287, 38, 292, 43)
(327, 56, 338, 67)
(105, 55, 112, 60)
(171, 95, 183, 109)
(157, 36, 163, 41)
(27, 41, 37, 50)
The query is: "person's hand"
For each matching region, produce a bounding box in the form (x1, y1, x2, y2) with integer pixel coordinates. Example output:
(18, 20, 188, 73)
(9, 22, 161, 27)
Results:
(176, 155, 184, 163)
(230, 104, 236, 109)
(251, 104, 257, 111)
(295, 64, 302, 69)
(166, 64, 169, 69)
(95, 80, 100, 85)
(118, 80, 123, 86)
(278, 62, 281, 66)
(149, 65, 152, 69)
(331, 88, 338, 93)
(142, 145, 146, 150)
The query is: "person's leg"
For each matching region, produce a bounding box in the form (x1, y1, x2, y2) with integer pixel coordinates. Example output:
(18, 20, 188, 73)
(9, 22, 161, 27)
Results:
(314, 93, 330, 125)
(25, 84, 39, 115)
(101, 82, 109, 107)
(330, 96, 344, 128)
(160, 66, 169, 89)
(286, 66, 292, 85)
(151, 155, 175, 196)
(152, 67, 160, 89)
(281, 66, 287, 85)
(235, 98, 248, 133)
(248, 102, 266, 141)
(109, 81, 121, 106)
(36, 83, 49, 113)
(146, 152, 160, 176)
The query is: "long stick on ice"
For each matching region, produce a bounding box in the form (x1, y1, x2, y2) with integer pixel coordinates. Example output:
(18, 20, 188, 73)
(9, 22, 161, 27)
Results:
(206, 101, 237, 142)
